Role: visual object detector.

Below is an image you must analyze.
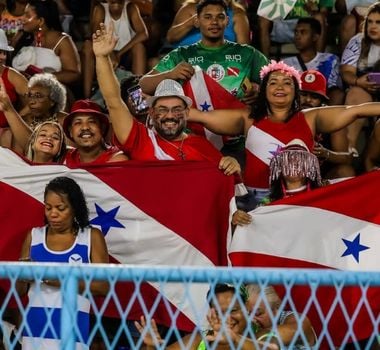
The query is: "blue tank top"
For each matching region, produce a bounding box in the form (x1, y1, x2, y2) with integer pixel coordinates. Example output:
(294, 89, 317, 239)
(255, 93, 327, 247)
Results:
(174, 8, 236, 47)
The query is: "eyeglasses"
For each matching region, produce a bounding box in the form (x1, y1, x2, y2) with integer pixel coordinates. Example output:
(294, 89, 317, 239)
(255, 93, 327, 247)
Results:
(25, 92, 49, 101)
(153, 106, 187, 118)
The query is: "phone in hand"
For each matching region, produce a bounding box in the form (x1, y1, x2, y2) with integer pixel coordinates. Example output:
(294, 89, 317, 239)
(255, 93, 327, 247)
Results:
(367, 72, 380, 84)
(127, 85, 148, 112)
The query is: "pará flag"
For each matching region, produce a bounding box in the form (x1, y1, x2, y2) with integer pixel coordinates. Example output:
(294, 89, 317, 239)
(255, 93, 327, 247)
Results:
(229, 171, 380, 345)
(0, 148, 235, 332)
(183, 66, 245, 150)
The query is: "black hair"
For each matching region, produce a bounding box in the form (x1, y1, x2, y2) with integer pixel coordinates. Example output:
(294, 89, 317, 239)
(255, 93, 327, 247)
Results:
(296, 17, 322, 35)
(207, 283, 249, 307)
(269, 177, 320, 201)
(196, 0, 228, 15)
(29, 0, 63, 31)
(251, 72, 301, 122)
(44, 176, 89, 231)
(12, 0, 63, 58)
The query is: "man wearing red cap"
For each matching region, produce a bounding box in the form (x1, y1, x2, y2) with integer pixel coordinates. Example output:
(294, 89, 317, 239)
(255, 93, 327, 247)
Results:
(299, 70, 355, 180)
(63, 99, 128, 166)
(299, 69, 329, 109)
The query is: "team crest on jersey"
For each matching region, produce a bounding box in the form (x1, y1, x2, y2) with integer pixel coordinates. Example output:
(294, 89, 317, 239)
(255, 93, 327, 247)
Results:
(69, 254, 83, 264)
(207, 64, 225, 81)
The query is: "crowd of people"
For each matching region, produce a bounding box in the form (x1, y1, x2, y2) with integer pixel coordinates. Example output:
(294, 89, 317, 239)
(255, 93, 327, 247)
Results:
(0, 0, 379, 348)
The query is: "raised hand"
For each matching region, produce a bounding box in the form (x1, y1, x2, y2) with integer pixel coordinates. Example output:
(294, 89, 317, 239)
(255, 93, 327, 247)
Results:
(134, 316, 164, 347)
(0, 78, 13, 112)
(92, 22, 118, 57)
(206, 308, 238, 345)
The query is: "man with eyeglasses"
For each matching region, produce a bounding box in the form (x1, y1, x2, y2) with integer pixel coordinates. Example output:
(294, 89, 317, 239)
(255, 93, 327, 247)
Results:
(139, 0, 267, 164)
(93, 23, 241, 176)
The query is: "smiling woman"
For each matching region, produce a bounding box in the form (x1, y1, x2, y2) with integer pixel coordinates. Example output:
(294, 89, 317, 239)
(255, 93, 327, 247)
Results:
(25, 120, 67, 163)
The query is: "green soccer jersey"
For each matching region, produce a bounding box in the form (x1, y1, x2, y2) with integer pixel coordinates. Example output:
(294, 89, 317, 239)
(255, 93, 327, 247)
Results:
(154, 41, 268, 100)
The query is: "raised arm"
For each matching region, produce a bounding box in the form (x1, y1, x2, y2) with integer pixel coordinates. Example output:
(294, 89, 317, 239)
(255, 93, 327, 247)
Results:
(305, 102, 380, 135)
(166, 3, 197, 44)
(0, 78, 32, 151)
(94, 23, 135, 145)
(54, 35, 81, 84)
(188, 107, 249, 136)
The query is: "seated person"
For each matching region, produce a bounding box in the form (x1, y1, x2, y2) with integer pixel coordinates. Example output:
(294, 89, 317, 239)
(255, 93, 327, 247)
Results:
(135, 283, 279, 349)
(246, 284, 317, 348)
(81, 0, 149, 98)
(283, 17, 344, 105)
(166, 0, 251, 47)
(11, 0, 81, 89)
(340, 2, 380, 158)
(258, 0, 331, 57)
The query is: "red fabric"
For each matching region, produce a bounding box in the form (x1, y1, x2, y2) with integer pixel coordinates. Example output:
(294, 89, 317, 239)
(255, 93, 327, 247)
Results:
(116, 119, 223, 163)
(244, 112, 314, 189)
(64, 146, 122, 166)
(229, 171, 380, 346)
(183, 69, 245, 140)
(0, 156, 234, 332)
(0, 67, 17, 128)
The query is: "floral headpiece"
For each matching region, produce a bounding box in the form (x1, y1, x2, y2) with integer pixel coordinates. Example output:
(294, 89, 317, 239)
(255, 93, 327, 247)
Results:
(260, 60, 302, 87)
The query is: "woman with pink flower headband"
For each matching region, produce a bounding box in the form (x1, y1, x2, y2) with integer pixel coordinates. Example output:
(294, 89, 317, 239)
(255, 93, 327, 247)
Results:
(189, 59, 380, 209)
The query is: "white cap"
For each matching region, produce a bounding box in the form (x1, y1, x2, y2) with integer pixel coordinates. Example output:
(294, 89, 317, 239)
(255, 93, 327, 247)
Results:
(146, 79, 192, 108)
(0, 29, 13, 52)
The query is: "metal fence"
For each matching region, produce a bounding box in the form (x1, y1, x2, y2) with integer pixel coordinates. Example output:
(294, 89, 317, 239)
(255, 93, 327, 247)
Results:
(0, 263, 379, 349)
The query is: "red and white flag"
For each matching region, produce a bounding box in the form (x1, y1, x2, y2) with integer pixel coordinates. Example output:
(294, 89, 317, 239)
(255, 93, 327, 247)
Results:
(229, 171, 380, 345)
(0, 148, 235, 332)
(183, 66, 245, 150)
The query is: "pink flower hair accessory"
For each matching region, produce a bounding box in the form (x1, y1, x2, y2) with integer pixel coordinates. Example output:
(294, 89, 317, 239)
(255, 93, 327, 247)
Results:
(260, 60, 302, 87)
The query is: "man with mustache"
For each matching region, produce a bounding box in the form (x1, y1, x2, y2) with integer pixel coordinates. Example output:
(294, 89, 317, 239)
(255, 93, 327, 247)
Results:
(63, 99, 129, 166)
(139, 0, 267, 163)
(93, 22, 240, 175)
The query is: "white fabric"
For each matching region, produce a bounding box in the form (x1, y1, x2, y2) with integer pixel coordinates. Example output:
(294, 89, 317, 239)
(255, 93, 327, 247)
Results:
(102, 1, 135, 51)
(12, 46, 62, 72)
(189, 66, 224, 150)
(0, 147, 211, 325)
(147, 128, 175, 160)
(246, 126, 285, 166)
(257, 0, 298, 20)
(230, 204, 380, 271)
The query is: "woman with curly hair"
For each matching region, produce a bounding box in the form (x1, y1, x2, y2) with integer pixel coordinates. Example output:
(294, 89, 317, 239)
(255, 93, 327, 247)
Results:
(0, 72, 68, 153)
(16, 176, 109, 349)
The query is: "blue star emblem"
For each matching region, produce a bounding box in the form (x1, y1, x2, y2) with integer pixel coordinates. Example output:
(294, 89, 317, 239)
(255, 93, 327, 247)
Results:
(200, 101, 211, 111)
(90, 204, 125, 235)
(341, 233, 369, 263)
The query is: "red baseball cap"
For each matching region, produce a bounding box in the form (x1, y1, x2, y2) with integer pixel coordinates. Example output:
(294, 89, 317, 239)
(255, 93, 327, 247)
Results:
(300, 70, 329, 100)
(63, 99, 110, 141)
